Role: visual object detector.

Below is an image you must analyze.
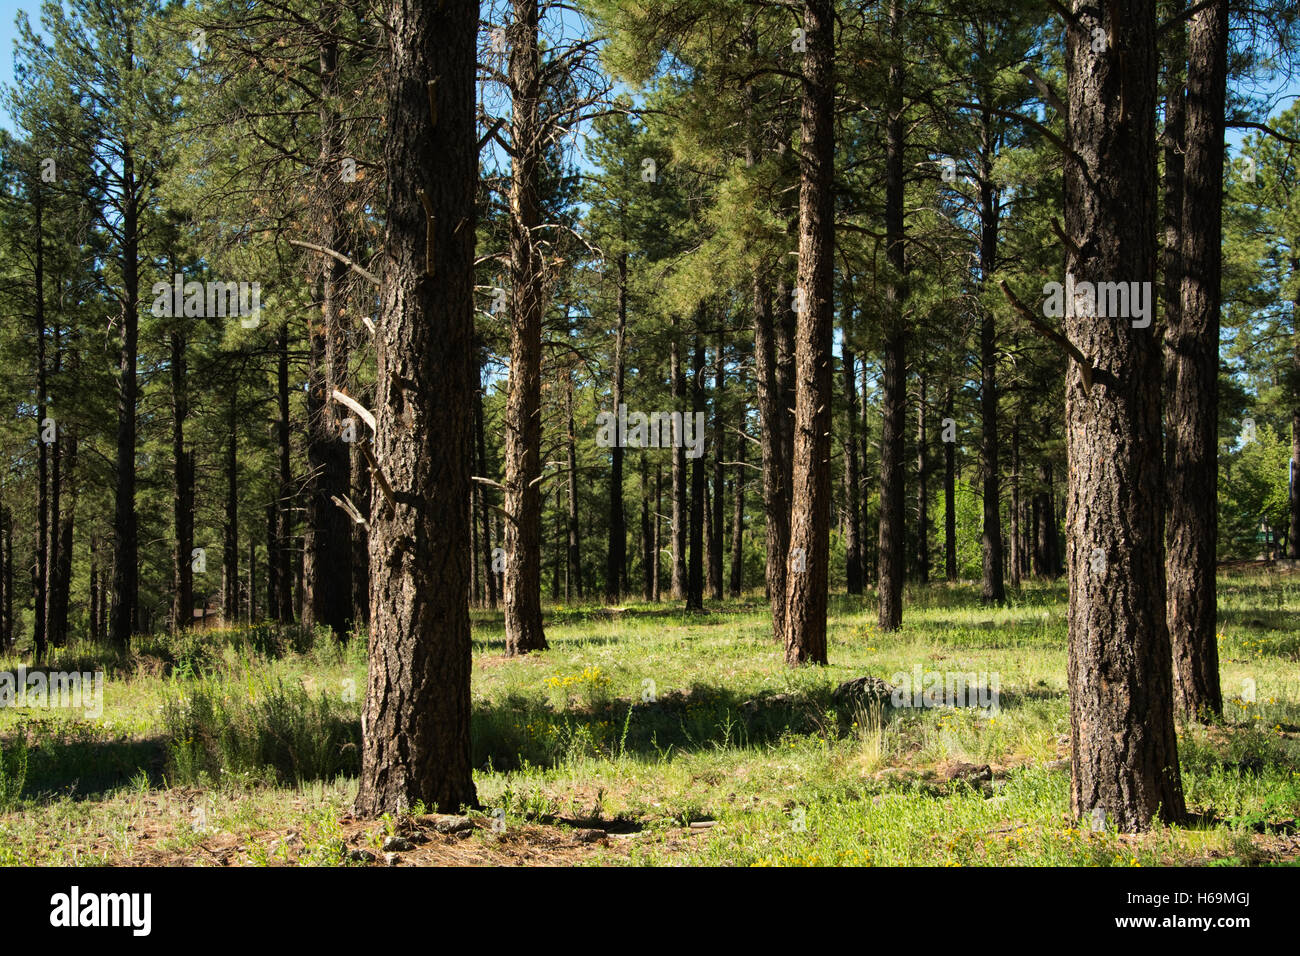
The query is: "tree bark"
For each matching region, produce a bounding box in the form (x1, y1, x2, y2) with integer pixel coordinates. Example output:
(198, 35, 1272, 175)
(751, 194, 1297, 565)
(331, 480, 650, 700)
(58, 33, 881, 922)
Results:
(606, 254, 627, 601)
(109, 117, 140, 648)
(844, 342, 863, 594)
(670, 320, 688, 600)
(783, 0, 834, 666)
(1064, 0, 1186, 831)
(171, 329, 193, 633)
(916, 373, 930, 584)
(1166, 0, 1226, 720)
(355, 0, 479, 817)
(502, 0, 548, 655)
(753, 274, 791, 637)
(943, 387, 957, 581)
(878, 0, 907, 631)
(687, 336, 706, 611)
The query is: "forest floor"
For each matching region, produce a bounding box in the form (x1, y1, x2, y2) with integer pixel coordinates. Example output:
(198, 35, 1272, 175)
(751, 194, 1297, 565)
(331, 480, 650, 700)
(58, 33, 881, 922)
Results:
(1, 566, 1298, 867)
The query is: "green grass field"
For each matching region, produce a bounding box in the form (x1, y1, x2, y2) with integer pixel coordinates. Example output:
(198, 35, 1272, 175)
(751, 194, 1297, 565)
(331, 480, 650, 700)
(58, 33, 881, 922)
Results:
(1, 567, 1297, 866)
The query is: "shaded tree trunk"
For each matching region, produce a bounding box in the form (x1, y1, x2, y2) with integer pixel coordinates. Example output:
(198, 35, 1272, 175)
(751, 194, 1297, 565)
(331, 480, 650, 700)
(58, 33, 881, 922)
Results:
(1063, 0, 1185, 831)
(943, 387, 957, 580)
(1166, 0, 1226, 720)
(844, 343, 863, 594)
(916, 374, 930, 584)
(730, 405, 747, 598)
(171, 329, 193, 633)
(275, 322, 295, 623)
(354, 0, 479, 816)
(671, 321, 688, 600)
(686, 336, 706, 611)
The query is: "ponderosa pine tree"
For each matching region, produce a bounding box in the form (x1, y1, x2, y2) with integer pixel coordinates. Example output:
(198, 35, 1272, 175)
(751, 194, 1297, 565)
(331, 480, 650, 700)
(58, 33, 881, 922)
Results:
(354, 0, 479, 815)
(1062, 0, 1185, 831)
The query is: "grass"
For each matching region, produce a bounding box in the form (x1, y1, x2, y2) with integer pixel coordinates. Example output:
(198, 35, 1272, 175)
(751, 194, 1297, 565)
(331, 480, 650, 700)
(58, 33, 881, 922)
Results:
(0, 569, 1298, 866)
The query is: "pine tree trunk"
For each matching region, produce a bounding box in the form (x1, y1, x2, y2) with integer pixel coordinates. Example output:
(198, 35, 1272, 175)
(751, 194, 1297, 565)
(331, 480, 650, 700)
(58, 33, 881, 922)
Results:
(475, 381, 498, 610)
(110, 134, 140, 648)
(878, 0, 907, 631)
(978, 128, 1005, 604)
(1166, 0, 1226, 720)
(783, 0, 833, 665)
(730, 403, 747, 598)
(1064, 0, 1185, 830)
(34, 184, 48, 660)
(753, 274, 790, 637)
(943, 387, 957, 581)
(671, 323, 688, 600)
(709, 339, 725, 600)
(171, 329, 193, 633)
(844, 344, 863, 594)
(502, 0, 548, 654)
(606, 255, 627, 601)
(275, 322, 295, 623)
(916, 374, 930, 584)
(355, 0, 479, 816)
(567, 366, 583, 600)
(686, 337, 706, 611)
(223, 394, 240, 623)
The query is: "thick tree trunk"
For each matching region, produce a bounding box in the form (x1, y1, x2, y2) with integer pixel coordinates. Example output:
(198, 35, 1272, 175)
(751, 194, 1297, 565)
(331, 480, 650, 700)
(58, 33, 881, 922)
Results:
(783, 0, 833, 666)
(355, 0, 479, 816)
(1064, 0, 1185, 831)
(878, 0, 907, 631)
(502, 0, 548, 655)
(1166, 0, 1226, 720)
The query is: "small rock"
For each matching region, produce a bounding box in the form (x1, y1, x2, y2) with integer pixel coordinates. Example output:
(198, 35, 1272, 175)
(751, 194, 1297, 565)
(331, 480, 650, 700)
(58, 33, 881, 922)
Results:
(454, 829, 473, 840)
(421, 813, 474, 834)
(384, 852, 400, 866)
(348, 848, 376, 864)
(382, 835, 414, 852)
